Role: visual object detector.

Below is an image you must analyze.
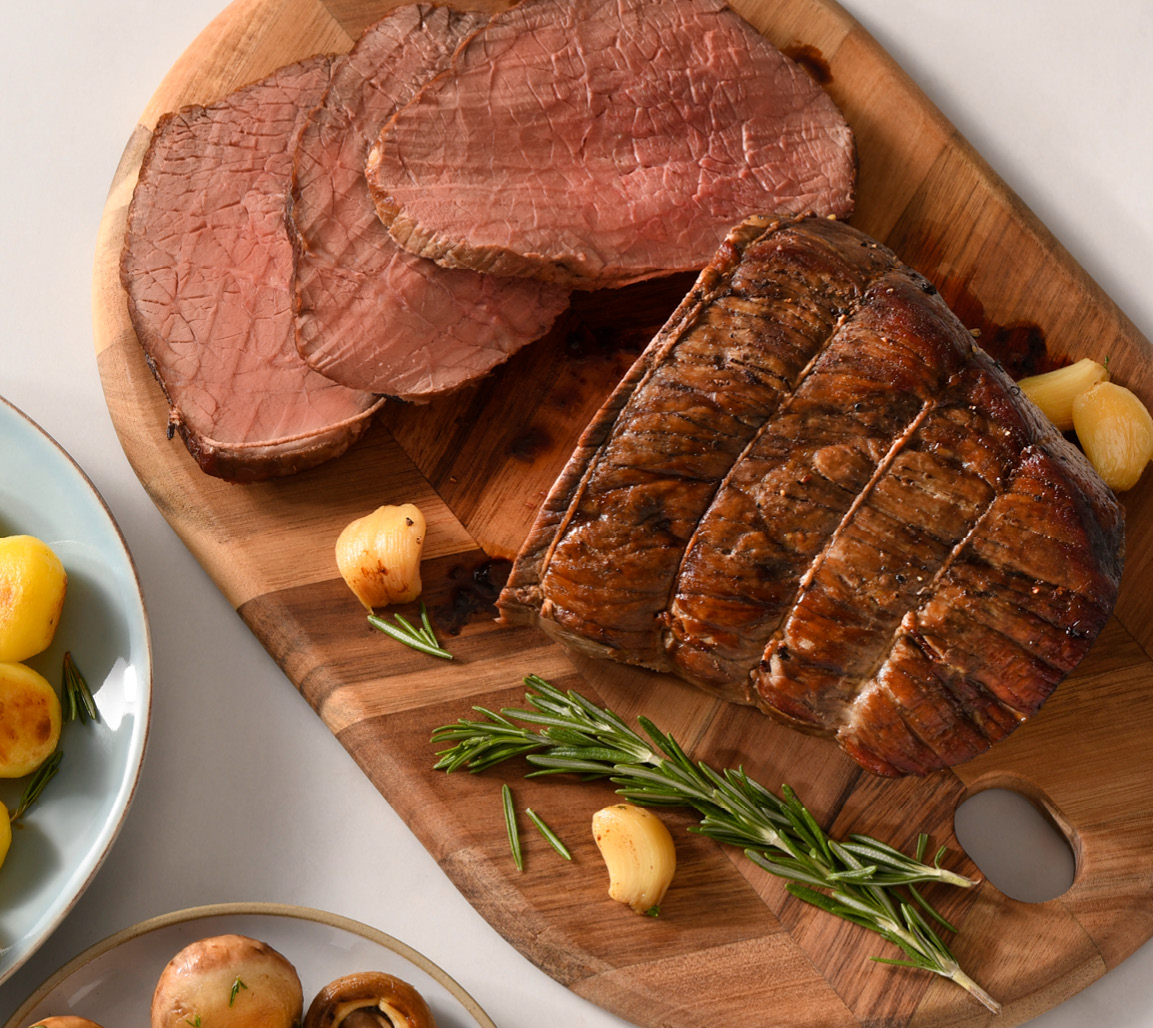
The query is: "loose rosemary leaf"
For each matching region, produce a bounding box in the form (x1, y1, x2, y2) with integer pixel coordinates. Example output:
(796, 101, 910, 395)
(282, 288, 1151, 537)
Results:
(62, 651, 99, 723)
(10, 751, 63, 822)
(501, 783, 523, 872)
(526, 807, 572, 860)
(368, 601, 453, 660)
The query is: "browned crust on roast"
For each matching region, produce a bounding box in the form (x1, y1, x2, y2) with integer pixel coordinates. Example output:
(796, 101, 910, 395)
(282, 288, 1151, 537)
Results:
(159, 396, 380, 483)
(500, 214, 904, 674)
(499, 213, 1125, 775)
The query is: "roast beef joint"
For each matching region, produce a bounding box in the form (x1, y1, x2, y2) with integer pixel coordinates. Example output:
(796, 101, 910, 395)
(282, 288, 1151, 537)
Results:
(499, 214, 1125, 777)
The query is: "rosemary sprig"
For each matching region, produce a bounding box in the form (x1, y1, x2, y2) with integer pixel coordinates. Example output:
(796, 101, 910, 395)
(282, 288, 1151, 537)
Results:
(62, 651, 99, 723)
(432, 675, 998, 1013)
(9, 751, 63, 822)
(367, 601, 453, 660)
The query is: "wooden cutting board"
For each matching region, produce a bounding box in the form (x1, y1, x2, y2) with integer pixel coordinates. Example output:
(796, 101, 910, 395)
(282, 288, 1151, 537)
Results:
(91, 1, 1153, 1025)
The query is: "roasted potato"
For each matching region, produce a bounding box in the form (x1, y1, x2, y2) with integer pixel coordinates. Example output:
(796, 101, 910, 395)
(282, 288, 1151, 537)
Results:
(0, 805, 10, 871)
(0, 535, 67, 663)
(0, 661, 62, 778)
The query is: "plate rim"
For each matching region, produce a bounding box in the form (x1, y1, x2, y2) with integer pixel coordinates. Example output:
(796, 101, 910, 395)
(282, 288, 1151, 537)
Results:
(0, 392, 154, 986)
(3, 900, 499, 1028)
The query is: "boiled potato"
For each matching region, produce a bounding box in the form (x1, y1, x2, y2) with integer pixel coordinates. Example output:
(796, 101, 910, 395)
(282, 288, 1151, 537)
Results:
(1072, 381, 1153, 492)
(0, 661, 62, 778)
(0, 535, 67, 663)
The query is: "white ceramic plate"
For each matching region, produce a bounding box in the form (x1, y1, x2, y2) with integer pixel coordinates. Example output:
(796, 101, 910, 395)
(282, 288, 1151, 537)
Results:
(0, 395, 151, 986)
(3, 902, 497, 1027)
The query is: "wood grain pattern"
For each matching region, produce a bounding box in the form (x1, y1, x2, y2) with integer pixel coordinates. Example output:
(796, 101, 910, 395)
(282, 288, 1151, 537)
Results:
(92, 1, 1153, 1025)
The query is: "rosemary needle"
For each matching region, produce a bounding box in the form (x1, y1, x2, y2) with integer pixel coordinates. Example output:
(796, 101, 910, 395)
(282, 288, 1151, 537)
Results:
(432, 675, 999, 1013)
(228, 976, 247, 1006)
(62, 651, 99, 723)
(368, 601, 453, 660)
(10, 751, 63, 822)
(526, 807, 572, 860)
(501, 783, 523, 871)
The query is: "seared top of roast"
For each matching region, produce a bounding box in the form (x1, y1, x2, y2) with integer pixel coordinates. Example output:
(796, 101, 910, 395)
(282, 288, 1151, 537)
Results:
(500, 214, 1124, 777)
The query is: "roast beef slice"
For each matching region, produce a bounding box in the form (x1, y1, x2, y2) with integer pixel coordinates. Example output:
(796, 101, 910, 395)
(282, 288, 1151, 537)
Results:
(121, 55, 382, 482)
(366, 0, 856, 290)
(289, 5, 570, 400)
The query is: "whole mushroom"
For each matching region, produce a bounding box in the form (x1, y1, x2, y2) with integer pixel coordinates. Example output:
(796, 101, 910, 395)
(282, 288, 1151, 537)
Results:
(150, 934, 303, 1028)
(304, 972, 438, 1028)
(29, 1019, 106, 1028)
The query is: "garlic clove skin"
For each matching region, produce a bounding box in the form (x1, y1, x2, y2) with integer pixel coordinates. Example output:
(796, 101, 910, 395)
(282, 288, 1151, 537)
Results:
(592, 802, 677, 916)
(335, 503, 426, 610)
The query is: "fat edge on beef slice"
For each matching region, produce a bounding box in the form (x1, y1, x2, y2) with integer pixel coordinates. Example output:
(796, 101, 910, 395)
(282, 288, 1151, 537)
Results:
(365, 0, 856, 290)
(120, 55, 382, 483)
(287, 5, 570, 399)
(499, 214, 1125, 777)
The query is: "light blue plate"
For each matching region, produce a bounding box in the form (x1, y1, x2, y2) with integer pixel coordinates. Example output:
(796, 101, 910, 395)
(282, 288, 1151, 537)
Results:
(0, 395, 151, 986)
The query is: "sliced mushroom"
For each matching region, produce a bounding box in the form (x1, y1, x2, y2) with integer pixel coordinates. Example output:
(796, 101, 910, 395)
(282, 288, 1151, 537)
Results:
(150, 933, 303, 1028)
(304, 972, 438, 1028)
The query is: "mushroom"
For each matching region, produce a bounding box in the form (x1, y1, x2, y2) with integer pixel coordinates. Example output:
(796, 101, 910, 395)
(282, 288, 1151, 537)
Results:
(150, 933, 303, 1028)
(29, 1019, 106, 1028)
(304, 972, 438, 1028)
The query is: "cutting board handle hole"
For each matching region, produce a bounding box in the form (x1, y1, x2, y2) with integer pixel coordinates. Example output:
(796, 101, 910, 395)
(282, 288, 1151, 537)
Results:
(953, 787, 1075, 902)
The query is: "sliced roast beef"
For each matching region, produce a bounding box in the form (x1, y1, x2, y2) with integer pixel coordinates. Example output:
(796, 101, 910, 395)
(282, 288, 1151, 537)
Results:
(289, 6, 570, 399)
(121, 55, 382, 481)
(499, 214, 1124, 777)
(366, 0, 856, 290)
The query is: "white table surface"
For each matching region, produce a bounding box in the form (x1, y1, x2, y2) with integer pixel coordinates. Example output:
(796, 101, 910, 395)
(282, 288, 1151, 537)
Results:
(0, 2, 1150, 1026)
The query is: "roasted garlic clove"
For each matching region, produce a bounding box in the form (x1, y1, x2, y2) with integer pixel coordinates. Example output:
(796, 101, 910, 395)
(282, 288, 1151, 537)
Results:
(1072, 380, 1153, 492)
(335, 504, 426, 610)
(304, 972, 438, 1028)
(1017, 357, 1109, 432)
(150, 934, 303, 1028)
(592, 802, 677, 916)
